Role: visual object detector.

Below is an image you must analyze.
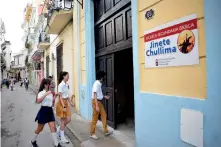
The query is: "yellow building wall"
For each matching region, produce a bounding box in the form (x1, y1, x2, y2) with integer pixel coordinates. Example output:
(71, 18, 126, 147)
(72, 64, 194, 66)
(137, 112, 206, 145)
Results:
(138, 0, 206, 99)
(80, 5, 86, 85)
(72, 2, 81, 112)
(45, 22, 74, 97)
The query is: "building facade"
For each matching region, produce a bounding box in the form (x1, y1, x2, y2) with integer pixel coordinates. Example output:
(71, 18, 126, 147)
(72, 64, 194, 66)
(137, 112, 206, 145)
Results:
(1, 41, 12, 79)
(28, 0, 221, 146)
(38, 0, 75, 102)
(22, 1, 46, 87)
(11, 49, 28, 80)
(0, 19, 13, 80)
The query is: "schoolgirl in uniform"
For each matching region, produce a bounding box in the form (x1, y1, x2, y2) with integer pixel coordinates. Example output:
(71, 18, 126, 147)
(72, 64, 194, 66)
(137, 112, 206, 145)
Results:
(56, 71, 74, 144)
(31, 78, 62, 147)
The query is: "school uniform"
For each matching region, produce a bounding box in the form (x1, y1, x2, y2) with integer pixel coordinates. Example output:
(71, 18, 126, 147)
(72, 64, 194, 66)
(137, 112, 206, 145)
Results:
(56, 81, 71, 119)
(90, 80, 108, 135)
(35, 90, 55, 124)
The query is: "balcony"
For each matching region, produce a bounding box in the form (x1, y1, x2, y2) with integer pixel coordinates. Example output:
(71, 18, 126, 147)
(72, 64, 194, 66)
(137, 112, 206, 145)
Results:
(34, 62, 41, 71)
(1, 41, 10, 50)
(1, 43, 6, 50)
(31, 49, 44, 64)
(45, 0, 73, 34)
(38, 32, 50, 50)
(11, 64, 26, 69)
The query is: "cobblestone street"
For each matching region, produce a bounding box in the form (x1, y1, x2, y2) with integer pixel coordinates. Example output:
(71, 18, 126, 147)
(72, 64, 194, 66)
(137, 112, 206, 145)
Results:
(1, 84, 74, 147)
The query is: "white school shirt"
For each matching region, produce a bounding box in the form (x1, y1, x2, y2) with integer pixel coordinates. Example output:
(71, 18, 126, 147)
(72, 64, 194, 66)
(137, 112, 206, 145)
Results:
(37, 90, 53, 107)
(58, 81, 70, 99)
(92, 80, 103, 100)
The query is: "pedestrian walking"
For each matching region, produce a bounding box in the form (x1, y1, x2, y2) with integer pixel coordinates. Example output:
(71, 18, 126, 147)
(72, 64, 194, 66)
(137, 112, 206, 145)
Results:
(20, 79, 23, 87)
(90, 70, 113, 140)
(56, 71, 74, 144)
(31, 78, 62, 147)
(1, 79, 5, 89)
(13, 77, 16, 84)
(6, 79, 9, 89)
(10, 77, 14, 91)
(24, 77, 29, 90)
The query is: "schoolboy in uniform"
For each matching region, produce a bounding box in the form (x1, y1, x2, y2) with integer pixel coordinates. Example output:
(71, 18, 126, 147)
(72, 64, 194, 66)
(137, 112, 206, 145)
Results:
(90, 70, 113, 140)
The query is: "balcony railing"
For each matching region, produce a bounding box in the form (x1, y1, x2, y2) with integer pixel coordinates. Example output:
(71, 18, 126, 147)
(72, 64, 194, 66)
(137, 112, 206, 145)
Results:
(46, 0, 73, 25)
(49, 0, 73, 11)
(1, 41, 10, 50)
(39, 32, 50, 43)
(34, 62, 41, 71)
(38, 32, 50, 50)
(1, 43, 6, 50)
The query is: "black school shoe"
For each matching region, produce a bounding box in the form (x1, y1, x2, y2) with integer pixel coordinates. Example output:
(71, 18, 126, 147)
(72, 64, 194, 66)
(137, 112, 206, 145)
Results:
(31, 141, 39, 147)
(55, 143, 63, 147)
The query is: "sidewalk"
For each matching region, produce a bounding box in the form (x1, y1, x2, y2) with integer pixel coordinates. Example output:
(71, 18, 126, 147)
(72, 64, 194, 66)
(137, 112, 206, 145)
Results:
(29, 84, 39, 94)
(29, 85, 135, 147)
(67, 113, 135, 147)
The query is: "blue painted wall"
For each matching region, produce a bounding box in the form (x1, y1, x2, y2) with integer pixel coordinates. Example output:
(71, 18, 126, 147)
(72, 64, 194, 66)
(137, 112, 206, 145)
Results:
(134, 0, 221, 146)
(79, 85, 87, 118)
(80, 0, 95, 120)
(76, 2, 84, 118)
(203, 0, 221, 146)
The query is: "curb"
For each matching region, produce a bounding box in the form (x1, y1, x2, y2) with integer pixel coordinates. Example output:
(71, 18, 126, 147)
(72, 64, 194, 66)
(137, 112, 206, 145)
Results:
(29, 85, 38, 94)
(55, 117, 82, 147)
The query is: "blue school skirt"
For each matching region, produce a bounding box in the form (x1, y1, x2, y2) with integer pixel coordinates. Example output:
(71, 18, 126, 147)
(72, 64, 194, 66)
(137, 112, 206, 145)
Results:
(35, 106, 55, 124)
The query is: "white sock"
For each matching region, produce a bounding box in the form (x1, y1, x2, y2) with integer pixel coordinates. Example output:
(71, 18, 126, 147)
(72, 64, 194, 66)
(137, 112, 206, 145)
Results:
(51, 133, 59, 146)
(57, 126, 60, 133)
(60, 130, 65, 138)
(32, 133, 38, 142)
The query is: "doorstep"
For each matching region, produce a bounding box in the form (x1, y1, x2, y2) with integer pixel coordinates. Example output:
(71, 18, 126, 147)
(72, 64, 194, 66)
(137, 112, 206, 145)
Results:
(65, 112, 135, 147)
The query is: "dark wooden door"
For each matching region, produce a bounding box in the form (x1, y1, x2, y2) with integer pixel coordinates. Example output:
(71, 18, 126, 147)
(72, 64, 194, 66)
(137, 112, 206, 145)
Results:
(94, 0, 132, 129)
(46, 55, 50, 78)
(94, 0, 132, 57)
(56, 44, 63, 80)
(96, 54, 116, 129)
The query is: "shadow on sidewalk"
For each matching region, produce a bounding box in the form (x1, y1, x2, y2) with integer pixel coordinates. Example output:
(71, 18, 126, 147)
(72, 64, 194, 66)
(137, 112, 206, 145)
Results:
(66, 113, 135, 147)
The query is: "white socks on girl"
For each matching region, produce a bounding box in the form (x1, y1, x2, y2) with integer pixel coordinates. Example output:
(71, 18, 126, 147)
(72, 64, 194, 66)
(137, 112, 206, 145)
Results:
(57, 126, 69, 143)
(57, 126, 65, 139)
(51, 133, 59, 146)
(60, 130, 65, 138)
(32, 133, 38, 142)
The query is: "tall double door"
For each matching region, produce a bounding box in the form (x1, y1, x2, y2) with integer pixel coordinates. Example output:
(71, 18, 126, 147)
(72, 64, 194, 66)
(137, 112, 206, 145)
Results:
(94, 0, 132, 129)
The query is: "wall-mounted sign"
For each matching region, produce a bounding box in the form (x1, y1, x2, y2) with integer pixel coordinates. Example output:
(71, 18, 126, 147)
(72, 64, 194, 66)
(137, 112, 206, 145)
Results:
(144, 14, 199, 68)
(145, 9, 155, 20)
